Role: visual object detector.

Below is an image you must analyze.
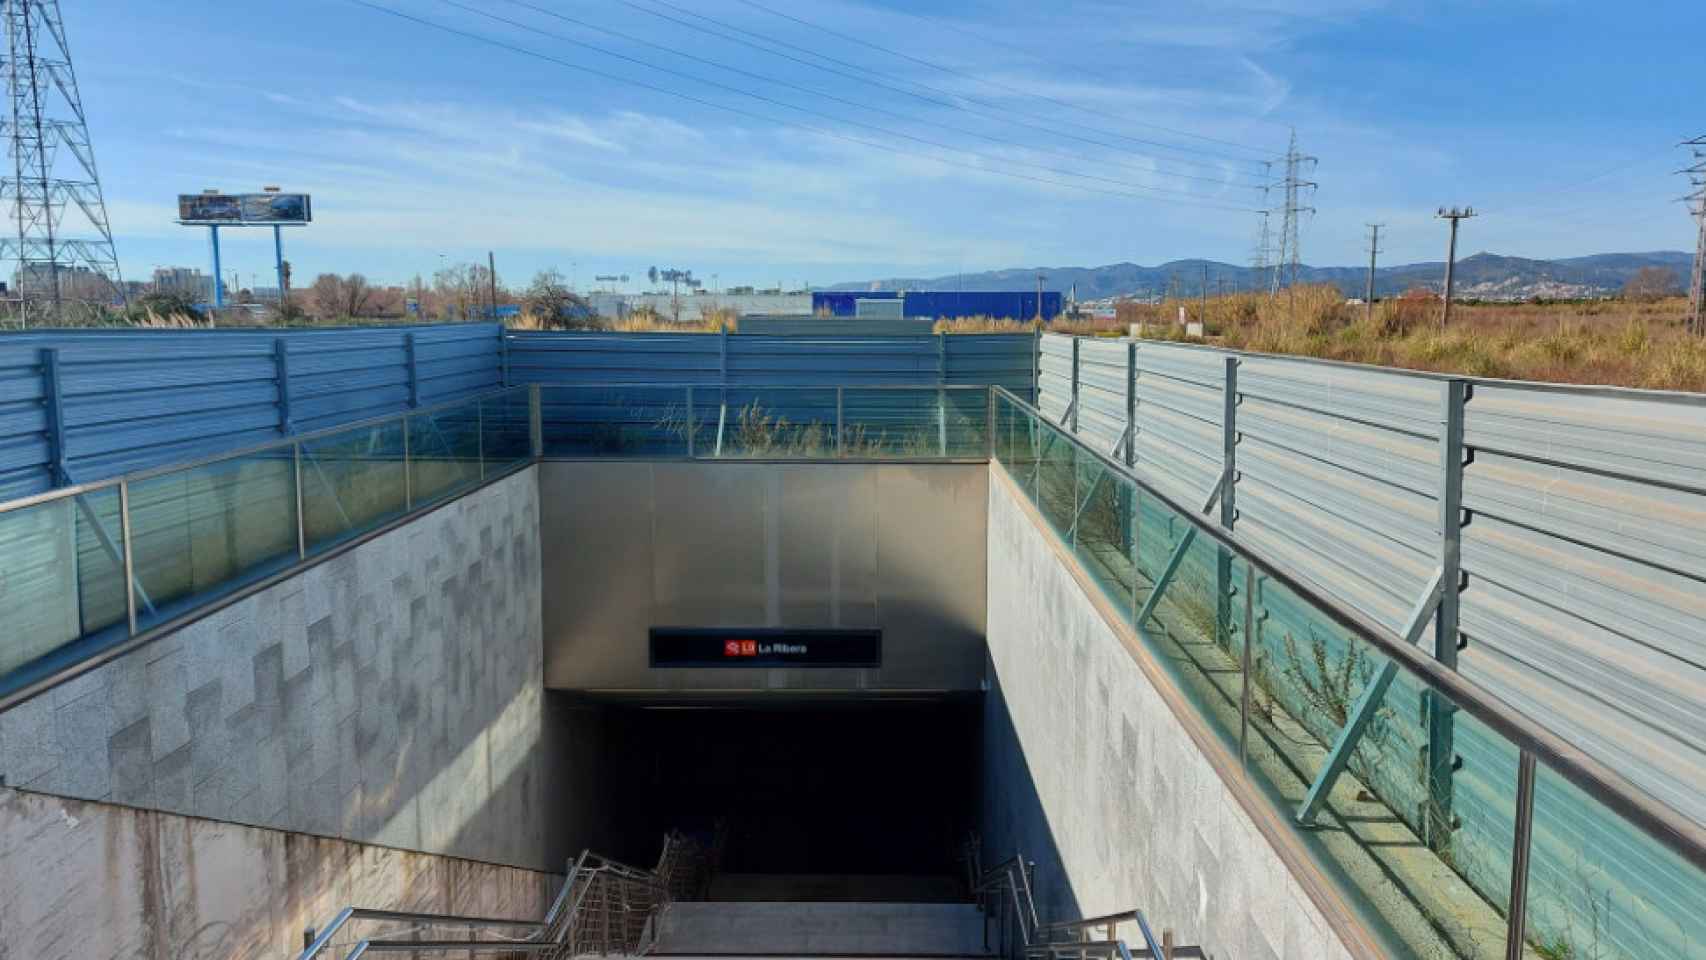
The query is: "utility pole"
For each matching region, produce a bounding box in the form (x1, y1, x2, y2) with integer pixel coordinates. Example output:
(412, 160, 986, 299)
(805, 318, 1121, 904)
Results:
(1683, 136, 1706, 336)
(1364, 224, 1384, 325)
(1200, 262, 1209, 326)
(1251, 162, 1273, 296)
(487, 251, 499, 323)
(1437, 207, 1475, 330)
(1035, 271, 1045, 322)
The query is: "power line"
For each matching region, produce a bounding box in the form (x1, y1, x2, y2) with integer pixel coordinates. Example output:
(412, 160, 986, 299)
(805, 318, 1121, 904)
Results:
(490, 0, 1262, 192)
(622, 0, 1272, 177)
(730, 0, 1275, 168)
(340, 0, 1259, 213)
(884, 5, 1275, 157)
(431, 0, 1254, 206)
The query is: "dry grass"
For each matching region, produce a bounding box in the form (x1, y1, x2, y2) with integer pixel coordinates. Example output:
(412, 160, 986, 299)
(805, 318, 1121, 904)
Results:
(948, 287, 1706, 392)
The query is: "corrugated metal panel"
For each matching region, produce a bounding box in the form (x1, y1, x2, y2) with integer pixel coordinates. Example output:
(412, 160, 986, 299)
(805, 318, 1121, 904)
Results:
(1035, 332, 1706, 960)
(1460, 385, 1706, 828)
(1075, 338, 1127, 455)
(1132, 342, 1224, 510)
(0, 323, 501, 498)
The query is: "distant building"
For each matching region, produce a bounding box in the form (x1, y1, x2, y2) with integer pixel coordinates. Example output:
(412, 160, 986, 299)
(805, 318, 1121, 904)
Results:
(151, 266, 221, 302)
(811, 290, 1062, 321)
(13, 263, 120, 301)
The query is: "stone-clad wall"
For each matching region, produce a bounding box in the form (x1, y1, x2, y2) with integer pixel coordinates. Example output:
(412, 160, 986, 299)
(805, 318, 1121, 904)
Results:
(0, 787, 558, 960)
(0, 467, 561, 872)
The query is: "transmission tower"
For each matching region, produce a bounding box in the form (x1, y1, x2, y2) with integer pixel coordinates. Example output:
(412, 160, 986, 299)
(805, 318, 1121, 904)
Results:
(1250, 162, 1272, 293)
(1683, 135, 1705, 336)
(1270, 131, 1317, 295)
(0, 0, 124, 324)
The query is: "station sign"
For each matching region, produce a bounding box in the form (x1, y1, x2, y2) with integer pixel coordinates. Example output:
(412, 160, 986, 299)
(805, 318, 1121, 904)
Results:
(650, 627, 882, 668)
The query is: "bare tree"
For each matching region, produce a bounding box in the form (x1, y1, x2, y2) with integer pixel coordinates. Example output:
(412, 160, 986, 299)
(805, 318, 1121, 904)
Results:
(1622, 266, 1682, 302)
(309, 273, 376, 320)
(310, 273, 344, 319)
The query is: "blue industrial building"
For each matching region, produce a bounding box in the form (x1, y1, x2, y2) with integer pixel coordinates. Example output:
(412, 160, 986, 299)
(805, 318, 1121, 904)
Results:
(813, 290, 1062, 321)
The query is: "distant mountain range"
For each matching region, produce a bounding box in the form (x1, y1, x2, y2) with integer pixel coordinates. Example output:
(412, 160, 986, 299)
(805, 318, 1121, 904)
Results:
(829, 251, 1696, 302)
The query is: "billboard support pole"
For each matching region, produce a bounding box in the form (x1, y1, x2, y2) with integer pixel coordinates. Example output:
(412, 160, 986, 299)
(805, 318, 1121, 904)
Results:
(273, 225, 286, 308)
(209, 225, 224, 309)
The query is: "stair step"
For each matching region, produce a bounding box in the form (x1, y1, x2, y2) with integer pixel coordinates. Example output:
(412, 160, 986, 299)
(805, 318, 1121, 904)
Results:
(656, 902, 989, 957)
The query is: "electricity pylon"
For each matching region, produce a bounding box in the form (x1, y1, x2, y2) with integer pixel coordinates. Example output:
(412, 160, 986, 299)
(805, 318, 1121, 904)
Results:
(0, 0, 124, 325)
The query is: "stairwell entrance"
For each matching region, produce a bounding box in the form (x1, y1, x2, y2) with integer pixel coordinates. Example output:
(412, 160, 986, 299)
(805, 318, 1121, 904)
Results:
(599, 699, 980, 902)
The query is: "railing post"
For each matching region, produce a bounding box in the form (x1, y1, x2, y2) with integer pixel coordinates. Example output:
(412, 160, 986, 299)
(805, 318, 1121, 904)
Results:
(403, 412, 413, 510)
(1240, 560, 1255, 767)
(40, 348, 66, 484)
(1427, 378, 1468, 849)
(529, 384, 543, 459)
(937, 333, 948, 455)
(1216, 357, 1240, 662)
(273, 337, 291, 434)
(119, 478, 136, 636)
(986, 386, 996, 461)
(686, 386, 697, 458)
(1069, 337, 1081, 434)
(1505, 750, 1537, 960)
(293, 442, 306, 560)
(1031, 328, 1041, 403)
(405, 332, 419, 409)
(1124, 341, 1137, 468)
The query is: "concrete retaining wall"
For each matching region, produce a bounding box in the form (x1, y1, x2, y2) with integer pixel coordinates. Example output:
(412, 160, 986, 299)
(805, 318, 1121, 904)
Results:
(0, 467, 576, 872)
(980, 468, 1360, 960)
(0, 787, 556, 960)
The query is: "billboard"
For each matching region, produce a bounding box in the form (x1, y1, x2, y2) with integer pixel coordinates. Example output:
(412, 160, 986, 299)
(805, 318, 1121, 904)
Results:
(178, 192, 312, 224)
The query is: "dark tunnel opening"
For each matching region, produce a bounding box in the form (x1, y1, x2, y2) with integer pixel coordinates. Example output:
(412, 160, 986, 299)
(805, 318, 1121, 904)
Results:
(599, 698, 981, 900)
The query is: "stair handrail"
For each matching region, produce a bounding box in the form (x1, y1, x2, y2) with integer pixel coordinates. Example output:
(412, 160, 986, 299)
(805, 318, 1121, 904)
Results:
(969, 839, 1191, 960)
(295, 838, 686, 960)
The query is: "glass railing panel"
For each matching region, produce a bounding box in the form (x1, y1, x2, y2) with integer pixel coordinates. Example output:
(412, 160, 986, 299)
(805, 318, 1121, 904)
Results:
(541, 384, 695, 457)
(990, 391, 1536, 960)
(1524, 765, 1706, 959)
(709, 387, 838, 458)
(837, 387, 987, 458)
(130, 449, 299, 630)
(0, 487, 126, 681)
(301, 419, 408, 555)
(408, 399, 482, 507)
(480, 386, 534, 473)
(1069, 451, 1136, 613)
(1033, 414, 1077, 538)
(993, 391, 1039, 488)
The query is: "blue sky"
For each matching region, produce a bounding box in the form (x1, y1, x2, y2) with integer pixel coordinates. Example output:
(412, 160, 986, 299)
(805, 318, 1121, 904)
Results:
(68, 0, 1706, 289)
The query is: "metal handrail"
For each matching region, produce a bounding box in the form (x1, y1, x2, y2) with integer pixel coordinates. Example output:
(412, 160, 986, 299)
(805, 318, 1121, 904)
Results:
(297, 834, 704, 960)
(970, 843, 1179, 960)
(0, 384, 527, 517)
(990, 384, 1706, 875)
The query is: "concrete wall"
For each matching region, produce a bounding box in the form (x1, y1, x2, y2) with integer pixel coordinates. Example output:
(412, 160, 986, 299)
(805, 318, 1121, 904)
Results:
(980, 468, 1364, 960)
(0, 467, 586, 873)
(0, 786, 556, 960)
(540, 462, 987, 694)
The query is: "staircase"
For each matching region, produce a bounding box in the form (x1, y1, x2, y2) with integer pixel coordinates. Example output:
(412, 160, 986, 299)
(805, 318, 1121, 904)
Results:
(293, 833, 1198, 960)
(653, 901, 990, 957)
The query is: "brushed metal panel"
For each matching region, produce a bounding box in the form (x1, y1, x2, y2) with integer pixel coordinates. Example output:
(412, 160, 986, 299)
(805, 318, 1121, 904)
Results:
(873, 464, 988, 688)
(542, 461, 987, 694)
(777, 465, 878, 630)
(540, 462, 655, 688)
